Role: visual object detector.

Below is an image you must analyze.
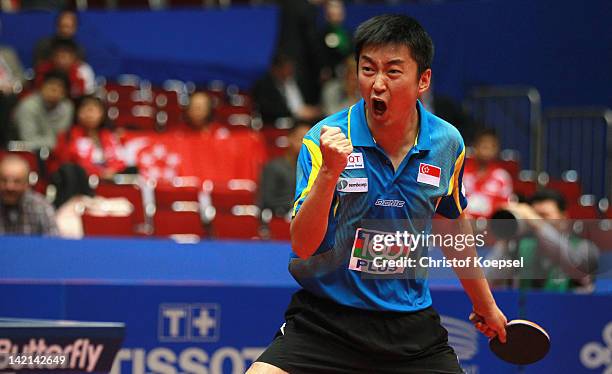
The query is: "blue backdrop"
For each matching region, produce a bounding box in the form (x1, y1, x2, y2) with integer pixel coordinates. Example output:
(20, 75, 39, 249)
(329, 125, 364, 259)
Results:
(0, 7, 279, 89)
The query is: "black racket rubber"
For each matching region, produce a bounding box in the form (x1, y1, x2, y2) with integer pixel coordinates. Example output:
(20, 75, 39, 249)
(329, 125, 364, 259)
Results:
(489, 319, 550, 365)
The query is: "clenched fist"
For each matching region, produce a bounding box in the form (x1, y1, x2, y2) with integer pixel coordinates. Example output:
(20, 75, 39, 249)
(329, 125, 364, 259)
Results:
(320, 125, 353, 177)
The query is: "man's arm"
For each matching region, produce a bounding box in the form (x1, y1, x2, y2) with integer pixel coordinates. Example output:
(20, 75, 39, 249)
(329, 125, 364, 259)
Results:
(439, 213, 507, 342)
(291, 126, 352, 259)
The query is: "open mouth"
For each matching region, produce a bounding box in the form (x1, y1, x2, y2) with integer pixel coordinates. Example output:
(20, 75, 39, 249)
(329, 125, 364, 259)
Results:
(372, 98, 387, 116)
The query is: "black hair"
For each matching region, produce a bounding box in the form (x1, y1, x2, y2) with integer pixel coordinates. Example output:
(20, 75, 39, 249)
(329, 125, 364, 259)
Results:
(41, 69, 70, 93)
(472, 128, 500, 144)
(66, 95, 113, 142)
(354, 14, 434, 76)
(77, 95, 113, 128)
(530, 189, 567, 212)
(50, 37, 79, 55)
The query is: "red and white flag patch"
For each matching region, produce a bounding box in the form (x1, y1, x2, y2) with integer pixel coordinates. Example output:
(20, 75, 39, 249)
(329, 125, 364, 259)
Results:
(417, 163, 441, 187)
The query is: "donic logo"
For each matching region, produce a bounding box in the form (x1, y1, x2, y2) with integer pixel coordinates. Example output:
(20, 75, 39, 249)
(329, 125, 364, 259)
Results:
(580, 321, 612, 372)
(337, 179, 349, 190)
(440, 315, 478, 361)
(375, 199, 405, 208)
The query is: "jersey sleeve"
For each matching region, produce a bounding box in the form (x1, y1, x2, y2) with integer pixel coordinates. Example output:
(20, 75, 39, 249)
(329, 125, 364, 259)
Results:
(292, 135, 323, 218)
(436, 139, 468, 219)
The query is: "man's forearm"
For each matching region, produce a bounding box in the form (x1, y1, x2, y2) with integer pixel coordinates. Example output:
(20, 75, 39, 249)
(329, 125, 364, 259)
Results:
(442, 244, 498, 311)
(290, 167, 338, 259)
(440, 215, 498, 312)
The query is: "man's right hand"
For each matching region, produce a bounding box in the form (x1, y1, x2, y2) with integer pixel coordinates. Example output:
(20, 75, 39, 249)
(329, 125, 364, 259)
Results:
(320, 125, 353, 177)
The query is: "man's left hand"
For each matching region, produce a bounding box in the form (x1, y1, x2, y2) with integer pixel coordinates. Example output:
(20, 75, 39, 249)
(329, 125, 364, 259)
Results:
(469, 305, 508, 343)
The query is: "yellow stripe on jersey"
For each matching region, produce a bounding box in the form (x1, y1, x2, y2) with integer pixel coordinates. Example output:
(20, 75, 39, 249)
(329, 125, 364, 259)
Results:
(347, 104, 354, 142)
(292, 138, 323, 217)
(447, 147, 466, 214)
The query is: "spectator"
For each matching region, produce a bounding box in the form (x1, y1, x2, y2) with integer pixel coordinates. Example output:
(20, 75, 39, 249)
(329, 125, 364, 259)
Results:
(485, 189, 599, 292)
(275, 0, 322, 104)
(318, 0, 352, 82)
(0, 154, 58, 235)
(56, 95, 125, 180)
(33, 9, 85, 65)
(0, 44, 24, 94)
(258, 122, 310, 216)
(252, 53, 321, 124)
(0, 41, 25, 147)
(321, 54, 360, 116)
(463, 129, 513, 218)
(171, 92, 219, 133)
(14, 70, 74, 151)
(35, 37, 95, 98)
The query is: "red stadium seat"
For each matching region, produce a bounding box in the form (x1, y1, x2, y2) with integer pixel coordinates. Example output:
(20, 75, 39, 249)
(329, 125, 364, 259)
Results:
(547, 179, 582, 205)
(583, 221, 611, 250)
(210, 180, 257, 210)
(215, 105, 252, 127)
(156, 108, 183, 129)
(205, 89, 226, 109)
(82, 213, 136, 237)
(96, 183, 146, 229)
(155, 182, 201, 211)
(212, 211, 260, 240)
(513, 180, 537, 199)
(153, 89, 180, 110)
(112, 105, 157, 130)
(261, 128, 290, 160)
(153, 210, 206, 237)
(268, 216, 291, 241)
(105, 84, 137, 106)
(567, 204, 599, 219)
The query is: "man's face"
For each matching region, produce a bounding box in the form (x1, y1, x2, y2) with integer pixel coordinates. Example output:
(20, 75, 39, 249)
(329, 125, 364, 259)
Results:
(532, 200, 565, 220)
(358, 43, 430, 128)
(40, 80, 66, 107)
(57, 13, 77, 38)
(186, 93, 211, 127)
(52, 49, 77, 70)
(0, 160, 29, 206)
(325, 0, 345, 25)
(474, 135, 499, 163)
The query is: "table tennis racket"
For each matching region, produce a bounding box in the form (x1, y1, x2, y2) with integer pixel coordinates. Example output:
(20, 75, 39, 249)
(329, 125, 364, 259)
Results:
(472, 316, 550, 365)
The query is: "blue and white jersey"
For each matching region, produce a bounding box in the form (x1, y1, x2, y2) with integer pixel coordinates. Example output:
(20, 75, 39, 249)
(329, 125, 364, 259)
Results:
(290, 99, 467, 312)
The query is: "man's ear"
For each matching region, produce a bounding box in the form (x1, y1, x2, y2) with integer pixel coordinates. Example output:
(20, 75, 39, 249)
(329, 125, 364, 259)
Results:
(418, 69, 432, 95)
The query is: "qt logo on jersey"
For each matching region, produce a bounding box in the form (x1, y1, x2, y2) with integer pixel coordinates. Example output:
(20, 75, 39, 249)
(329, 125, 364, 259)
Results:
(345, 152, 364, 169)
(417, 163, 441, 187)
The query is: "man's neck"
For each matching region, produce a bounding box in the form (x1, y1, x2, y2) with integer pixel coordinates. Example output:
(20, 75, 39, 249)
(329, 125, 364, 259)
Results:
(367, 105, 420, 158)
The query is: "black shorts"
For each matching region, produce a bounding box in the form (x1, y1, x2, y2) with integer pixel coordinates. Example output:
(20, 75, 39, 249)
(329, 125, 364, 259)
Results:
(256, 289, 463, 373)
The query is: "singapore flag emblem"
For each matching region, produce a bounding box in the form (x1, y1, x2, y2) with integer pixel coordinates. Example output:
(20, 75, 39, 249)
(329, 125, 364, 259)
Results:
(417, 163, 441, 187)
